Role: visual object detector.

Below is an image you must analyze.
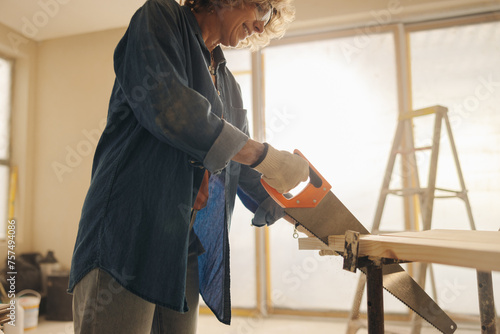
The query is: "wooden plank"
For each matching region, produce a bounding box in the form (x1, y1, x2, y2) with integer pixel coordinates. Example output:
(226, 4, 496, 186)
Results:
(380, 229, 500, 244)
(299, 230, 500, 272)
(326, 231, 500, 272)
(298, 237, 331, 251)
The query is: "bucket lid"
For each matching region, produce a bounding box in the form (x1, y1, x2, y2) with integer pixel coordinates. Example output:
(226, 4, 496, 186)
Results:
(17, 289, 41, 306)
(19, 296, 39, 305)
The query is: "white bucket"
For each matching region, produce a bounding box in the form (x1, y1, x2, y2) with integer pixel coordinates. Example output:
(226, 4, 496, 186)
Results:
(17, 290, 41, 331)
(3, 300, 24, 334)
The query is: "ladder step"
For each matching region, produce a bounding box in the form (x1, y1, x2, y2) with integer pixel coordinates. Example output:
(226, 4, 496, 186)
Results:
(385, 187, 465, 198)
(395, 146, 432, 154)
(435, 188, 466, 199)
(435, 187, 462, 193)
(385, 188, 426, 196)
(398, 105, 448, 120)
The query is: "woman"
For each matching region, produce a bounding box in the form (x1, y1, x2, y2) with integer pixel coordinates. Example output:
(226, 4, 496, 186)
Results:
(69, 0, 307, 333)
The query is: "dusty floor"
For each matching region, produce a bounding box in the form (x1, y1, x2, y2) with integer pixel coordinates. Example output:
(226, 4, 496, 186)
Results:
(24, 314, 482, 334)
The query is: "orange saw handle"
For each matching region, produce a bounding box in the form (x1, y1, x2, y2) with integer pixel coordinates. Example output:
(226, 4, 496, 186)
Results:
(260, 149, 331, 208)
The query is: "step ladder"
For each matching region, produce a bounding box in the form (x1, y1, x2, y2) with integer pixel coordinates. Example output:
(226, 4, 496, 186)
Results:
(346, 105, 477, 334)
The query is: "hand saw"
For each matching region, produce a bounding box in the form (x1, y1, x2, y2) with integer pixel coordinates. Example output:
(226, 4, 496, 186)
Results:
(262, 150, 457, 334)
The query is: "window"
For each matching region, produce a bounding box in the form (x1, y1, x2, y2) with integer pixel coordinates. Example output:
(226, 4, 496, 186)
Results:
(198, 49, 259, 312)
(209, 15, 500, 320)
(227, 16, 500, 318)
(409, 20, 500, 315)
(224, 49, 258, 309)
(0, 56, 13, 240)
(263, 32, 401, 312)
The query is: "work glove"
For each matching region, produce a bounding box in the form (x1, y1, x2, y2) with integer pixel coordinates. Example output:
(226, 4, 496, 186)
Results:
(253, 143, 309, 194)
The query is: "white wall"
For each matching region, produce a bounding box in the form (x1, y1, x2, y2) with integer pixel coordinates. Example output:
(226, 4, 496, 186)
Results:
(32, 28, 125, 268)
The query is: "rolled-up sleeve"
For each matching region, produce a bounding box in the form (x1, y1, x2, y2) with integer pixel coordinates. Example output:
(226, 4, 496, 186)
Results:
(204, 122, 248, 174)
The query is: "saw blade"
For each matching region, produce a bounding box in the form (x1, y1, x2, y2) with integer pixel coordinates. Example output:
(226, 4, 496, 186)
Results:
(287, 191, 457, 334)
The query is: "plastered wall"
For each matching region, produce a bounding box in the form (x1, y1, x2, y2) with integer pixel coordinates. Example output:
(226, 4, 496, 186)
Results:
(31, 28, 125, 268)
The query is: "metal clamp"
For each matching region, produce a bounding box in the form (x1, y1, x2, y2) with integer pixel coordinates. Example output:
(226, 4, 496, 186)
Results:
(343, 230, 360, 273)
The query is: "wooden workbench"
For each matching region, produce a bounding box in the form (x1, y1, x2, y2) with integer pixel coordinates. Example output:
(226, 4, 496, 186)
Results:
(299, 229, 500, 272)
(298, 229, 500, 334)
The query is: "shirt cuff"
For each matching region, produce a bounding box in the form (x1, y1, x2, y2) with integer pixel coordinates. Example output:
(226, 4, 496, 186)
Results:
(203, 120, 249, 174)
(251, 197, 285, 227)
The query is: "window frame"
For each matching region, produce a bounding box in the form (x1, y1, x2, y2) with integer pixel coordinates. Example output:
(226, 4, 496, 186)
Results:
(0, 54, 14, 240)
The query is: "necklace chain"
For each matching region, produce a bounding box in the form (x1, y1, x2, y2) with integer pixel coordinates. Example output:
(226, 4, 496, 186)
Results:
(209, 51, 216, 76)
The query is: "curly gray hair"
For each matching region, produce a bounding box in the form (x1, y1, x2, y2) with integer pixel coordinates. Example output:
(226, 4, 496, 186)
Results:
(182, 0, 295, 50)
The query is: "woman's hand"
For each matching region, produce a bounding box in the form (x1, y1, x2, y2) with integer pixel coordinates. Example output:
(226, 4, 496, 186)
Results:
(232, 140, 309, 194)
(251, 143, 309, 194)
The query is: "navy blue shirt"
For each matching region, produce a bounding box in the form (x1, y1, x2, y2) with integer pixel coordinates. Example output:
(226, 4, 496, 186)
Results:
(69, 0, 284, 325)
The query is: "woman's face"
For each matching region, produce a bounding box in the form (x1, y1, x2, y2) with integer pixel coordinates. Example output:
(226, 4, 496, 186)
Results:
(215, 3, 269, 47)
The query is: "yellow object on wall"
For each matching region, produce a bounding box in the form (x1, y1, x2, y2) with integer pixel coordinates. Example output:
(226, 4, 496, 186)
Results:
(8, 166, 18, 221)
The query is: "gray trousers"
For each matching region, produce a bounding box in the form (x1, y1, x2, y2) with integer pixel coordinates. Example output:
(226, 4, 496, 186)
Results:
(72, 238, 200, 334)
